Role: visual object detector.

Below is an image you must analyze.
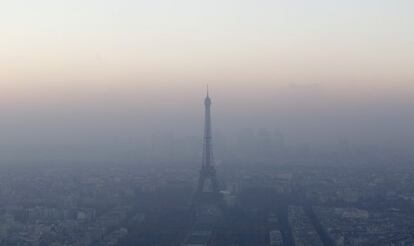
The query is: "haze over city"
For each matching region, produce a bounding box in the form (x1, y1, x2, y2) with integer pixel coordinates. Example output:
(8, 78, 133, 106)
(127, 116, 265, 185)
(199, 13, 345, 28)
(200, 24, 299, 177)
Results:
(1, 2, 414, 245)
(1, 0, 413, 163)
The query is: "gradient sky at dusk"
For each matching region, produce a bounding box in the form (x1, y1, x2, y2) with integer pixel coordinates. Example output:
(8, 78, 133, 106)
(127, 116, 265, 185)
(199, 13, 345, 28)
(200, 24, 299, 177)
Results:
(2, 1, 413, 90)
(0, 1, 413, 159)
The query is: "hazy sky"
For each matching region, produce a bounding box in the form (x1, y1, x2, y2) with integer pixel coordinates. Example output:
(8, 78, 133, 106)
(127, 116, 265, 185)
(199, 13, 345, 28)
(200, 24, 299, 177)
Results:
(0, 1, 413, 158)
(2, 1, 413, 90)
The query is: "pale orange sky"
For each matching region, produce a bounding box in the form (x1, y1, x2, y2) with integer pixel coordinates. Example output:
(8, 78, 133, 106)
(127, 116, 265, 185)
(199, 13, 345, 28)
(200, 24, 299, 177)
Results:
(1, 0, 413, 101)
(1, 1, 414, 154)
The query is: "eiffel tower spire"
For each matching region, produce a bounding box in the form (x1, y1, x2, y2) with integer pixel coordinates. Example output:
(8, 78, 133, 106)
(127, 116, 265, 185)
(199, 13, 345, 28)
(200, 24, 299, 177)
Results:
(194, 86, 220, 203)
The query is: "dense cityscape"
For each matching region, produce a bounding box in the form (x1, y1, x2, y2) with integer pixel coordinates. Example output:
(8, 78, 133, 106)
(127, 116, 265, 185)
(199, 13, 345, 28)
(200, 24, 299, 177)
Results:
(1, 93, 414, 246)
(2, 1, 414, 245)
(1, 153, 414, 245)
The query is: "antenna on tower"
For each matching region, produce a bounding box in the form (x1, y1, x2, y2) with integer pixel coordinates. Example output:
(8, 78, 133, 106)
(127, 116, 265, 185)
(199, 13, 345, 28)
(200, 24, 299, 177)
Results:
(206, 84, 209, 97)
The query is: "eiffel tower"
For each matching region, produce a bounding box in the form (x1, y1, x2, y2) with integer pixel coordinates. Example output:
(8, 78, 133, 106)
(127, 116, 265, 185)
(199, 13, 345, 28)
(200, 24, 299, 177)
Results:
(193, 87, 222, 205)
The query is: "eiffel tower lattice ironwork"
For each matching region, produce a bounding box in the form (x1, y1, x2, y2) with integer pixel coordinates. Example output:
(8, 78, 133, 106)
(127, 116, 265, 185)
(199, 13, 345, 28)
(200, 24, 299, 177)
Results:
(193, 87, 221, 204)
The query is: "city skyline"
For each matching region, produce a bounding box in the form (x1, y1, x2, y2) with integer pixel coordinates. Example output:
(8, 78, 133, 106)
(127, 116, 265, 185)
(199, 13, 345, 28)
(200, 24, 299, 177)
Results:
(0, 1, 413, 162)
(1, 2, 414, 244)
